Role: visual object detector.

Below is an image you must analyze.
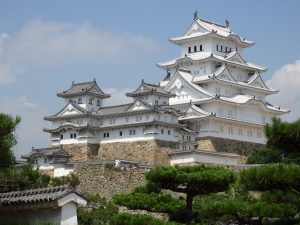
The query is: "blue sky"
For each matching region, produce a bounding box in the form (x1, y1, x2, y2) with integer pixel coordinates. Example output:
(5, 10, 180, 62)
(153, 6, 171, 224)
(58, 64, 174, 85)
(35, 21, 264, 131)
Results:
(0, 0, 300, 157)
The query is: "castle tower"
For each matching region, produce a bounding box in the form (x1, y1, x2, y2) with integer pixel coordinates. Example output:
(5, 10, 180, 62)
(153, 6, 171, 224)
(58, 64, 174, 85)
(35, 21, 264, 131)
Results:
(44, 80, 110, 160)
(158, 15, 289, 154)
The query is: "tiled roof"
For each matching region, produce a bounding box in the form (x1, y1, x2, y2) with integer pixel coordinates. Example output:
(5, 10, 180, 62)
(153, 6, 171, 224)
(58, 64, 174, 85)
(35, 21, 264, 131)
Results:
(57, 80, 110, 98)
(126, 80, 175, 98)
(0, 185, 74, 206)
(22, 146, 71, 159)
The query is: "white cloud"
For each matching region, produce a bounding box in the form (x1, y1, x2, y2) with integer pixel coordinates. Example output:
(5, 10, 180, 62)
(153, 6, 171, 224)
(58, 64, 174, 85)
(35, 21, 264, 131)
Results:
(267, 60, 300, 121)
(0, 96, 49, 158)
(0, 18, 159, 84)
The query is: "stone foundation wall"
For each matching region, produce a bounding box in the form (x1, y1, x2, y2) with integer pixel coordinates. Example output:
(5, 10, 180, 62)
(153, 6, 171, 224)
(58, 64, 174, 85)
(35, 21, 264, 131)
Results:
(74, 161, 145, 199)
(197, 137, 265, 156)
(62, 143, 100, 161)
(98, 140, 178, 166)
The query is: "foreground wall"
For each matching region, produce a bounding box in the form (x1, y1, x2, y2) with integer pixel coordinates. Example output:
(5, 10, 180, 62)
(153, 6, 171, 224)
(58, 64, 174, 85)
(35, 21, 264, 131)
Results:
(74, 161, 146, 199)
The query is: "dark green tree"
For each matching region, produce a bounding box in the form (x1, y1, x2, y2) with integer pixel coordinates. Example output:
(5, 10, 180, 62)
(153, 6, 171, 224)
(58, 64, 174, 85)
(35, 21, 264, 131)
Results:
(113, 164, 236, 224)
(0, 113, 21, 169)
(193, 164, 300, 225)
(248, 118, 300, 164)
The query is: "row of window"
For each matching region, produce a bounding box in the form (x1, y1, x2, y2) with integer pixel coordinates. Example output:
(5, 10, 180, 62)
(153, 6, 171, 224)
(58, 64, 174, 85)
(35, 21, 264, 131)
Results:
(188, 45, 203, 54)
(161, 129, 171, 135)
(216, 44, 232, 53)
(60, 133, 77, 140)
(77, 98, 101, 106)
(219, 126, 262, 138)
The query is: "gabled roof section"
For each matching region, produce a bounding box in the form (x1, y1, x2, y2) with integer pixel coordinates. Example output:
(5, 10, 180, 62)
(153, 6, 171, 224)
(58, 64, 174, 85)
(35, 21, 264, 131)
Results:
(57, 79, 110, 98)
(44, 100, 90, 121)
(126, 80, 175, 98)
(165, 69, 213, 98)
(22, 146, 71, 159)
(246, 73, 271, 89)
(225, 50, 246, 64)
(169, 17, 254, 47)
(125, 98, 154, 111)
(179, 104, 210, 120)
(157, 51, 267, 72)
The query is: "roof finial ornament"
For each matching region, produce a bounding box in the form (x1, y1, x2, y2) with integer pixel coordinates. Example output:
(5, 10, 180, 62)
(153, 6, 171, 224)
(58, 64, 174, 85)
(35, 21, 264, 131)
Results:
(193, 10, 198, 20)
(225, 19, 230, 28)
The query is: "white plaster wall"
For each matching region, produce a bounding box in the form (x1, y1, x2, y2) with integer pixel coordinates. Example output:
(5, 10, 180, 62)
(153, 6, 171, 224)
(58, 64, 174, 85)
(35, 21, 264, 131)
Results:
(196, 119, 266, 144)
(170, 152, 239, 166)
(0, 207, 62, 225)
(54, 164, 74, 177)
(61, 202, 78, 225)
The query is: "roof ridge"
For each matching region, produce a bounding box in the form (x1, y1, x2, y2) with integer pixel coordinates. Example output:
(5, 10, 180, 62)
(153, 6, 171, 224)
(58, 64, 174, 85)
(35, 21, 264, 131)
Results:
(99, 103, 132, 109)
(197, 18, 228, 29)
(72, 81, 94, 86)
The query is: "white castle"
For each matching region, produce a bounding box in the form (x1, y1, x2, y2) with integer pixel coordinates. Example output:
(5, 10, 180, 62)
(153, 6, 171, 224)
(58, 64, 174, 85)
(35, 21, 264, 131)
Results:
(25, 14, 288, 171)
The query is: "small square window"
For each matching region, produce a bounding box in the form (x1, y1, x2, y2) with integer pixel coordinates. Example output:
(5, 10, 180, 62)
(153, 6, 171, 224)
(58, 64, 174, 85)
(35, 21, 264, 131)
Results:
(161, 129, 164, 134)
(119, 131, 123, 136)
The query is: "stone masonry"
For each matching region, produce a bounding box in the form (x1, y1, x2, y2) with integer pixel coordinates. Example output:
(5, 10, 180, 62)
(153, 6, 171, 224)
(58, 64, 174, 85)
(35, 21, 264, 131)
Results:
(74, 161, 146, 199)
(197, 137, 265, 155)
(97, 140, 178, 166)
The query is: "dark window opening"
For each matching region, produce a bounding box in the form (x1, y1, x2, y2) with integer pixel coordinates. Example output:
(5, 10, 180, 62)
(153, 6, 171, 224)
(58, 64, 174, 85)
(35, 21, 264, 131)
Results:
(188, 47, 191, 53)
(89, 98, 93, 104)
(97, 100, 100, 106)
(200, 45, 203, 51)
(216, 44, 219, 51)
(194, 46, 197, 52)
(60, 134, 63, 139)
(78, 98, 82, 104)
(119, 131, 123, 136)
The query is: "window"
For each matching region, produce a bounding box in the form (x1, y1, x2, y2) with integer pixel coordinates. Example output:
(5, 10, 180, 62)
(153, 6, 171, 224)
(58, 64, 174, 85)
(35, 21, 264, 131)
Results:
(109, 118, 116, 124)
(155, 100, 158, 106)
(238, 129, 243, 136)
(225, 47, 228, 53)
(163, 101, 166, 105)
(146, 115, 149, 121)
(89, 98, 93, 104)
(126, 117, 129, 123)
(161, 129, 164, 134)
(136, 116, 142, 121)
(200, 45, 203, 51)
(247, 130, 252, 137)
(103, 132, 109, 138)
(129, 129, 136, 135)
(188, 47, 191, 53)
(74, 133, 76, 138)
(218, 108, 223, 116)
(44, 158, 48, 163)
(119, 131, 123, 136)
(196, 125, 201, 132)
(228, 110, 233, 118)
(78, 98, 82, 104)
(228, 127, 233, 134)
(257, 132, 261, 138)
(215, 87, 220, 94)
(168, 130, 171, 135)
(221, 46, 223, 52)
(194, 46, 197, 52)
(182, 135, 184, 140)
(216, 44, 219, 51)
(219, 126, 224, 133)
(60, 134, 63, 139)
(70, 133, 73, 138)
(97, 100, 100, 106)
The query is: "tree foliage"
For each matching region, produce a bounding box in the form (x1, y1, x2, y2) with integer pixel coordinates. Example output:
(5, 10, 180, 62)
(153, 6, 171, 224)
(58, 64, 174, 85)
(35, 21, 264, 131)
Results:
(78, 194, 118, 225)
(110, 213, 181, 225)
(113, 164, 236, 224)
(0, 113, 21, 169)
(248, 118, 300, 164)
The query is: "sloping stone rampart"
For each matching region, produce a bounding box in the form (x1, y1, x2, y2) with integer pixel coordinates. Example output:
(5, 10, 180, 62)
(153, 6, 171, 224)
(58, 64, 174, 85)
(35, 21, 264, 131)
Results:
(60, 143, 100, 161)
(197, 137, 265, 155)
(74, 161, 146, 199)
(98, 140, 178, 166)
